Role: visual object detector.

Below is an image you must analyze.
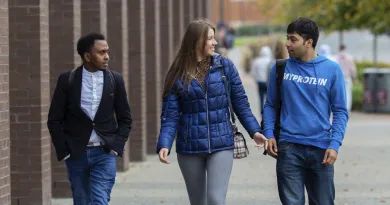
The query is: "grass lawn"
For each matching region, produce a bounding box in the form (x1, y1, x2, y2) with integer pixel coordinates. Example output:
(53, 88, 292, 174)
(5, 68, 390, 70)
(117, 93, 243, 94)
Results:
(233, 36, 261, 47)
(233, 34, 286, 47)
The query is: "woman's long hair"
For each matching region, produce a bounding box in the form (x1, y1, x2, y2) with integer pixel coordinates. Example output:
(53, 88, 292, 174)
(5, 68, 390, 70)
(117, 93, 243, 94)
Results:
(162, 19, 216, 98)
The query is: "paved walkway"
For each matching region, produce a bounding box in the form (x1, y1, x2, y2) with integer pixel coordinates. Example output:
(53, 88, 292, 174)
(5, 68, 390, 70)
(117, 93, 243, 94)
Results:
(52, 48, 390, 205)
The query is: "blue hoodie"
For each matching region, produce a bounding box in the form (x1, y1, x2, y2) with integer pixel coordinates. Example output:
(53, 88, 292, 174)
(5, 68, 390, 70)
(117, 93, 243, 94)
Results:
(263, 55, 349, 152)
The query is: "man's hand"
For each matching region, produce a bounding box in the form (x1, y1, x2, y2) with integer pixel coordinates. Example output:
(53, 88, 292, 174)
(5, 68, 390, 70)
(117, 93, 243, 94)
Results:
(322, 149, 338, 165)
(158, 148, 170, 164)
(267, 138, 278, 158)
(253, 132, 268, 150)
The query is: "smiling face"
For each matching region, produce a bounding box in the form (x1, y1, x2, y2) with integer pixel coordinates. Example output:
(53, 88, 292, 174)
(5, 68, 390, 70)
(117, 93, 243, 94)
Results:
(202, 28, 217, 57)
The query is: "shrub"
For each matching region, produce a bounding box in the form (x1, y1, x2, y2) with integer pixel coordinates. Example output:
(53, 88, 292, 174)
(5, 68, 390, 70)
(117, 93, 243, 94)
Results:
(355, 61, 390, 81)
(352, 61, 390, 111)
(352, 82, 363, 111)
(235, 24, 286, 37)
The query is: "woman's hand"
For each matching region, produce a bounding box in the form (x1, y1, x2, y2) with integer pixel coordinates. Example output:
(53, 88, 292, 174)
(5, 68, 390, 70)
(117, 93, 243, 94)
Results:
(253, 132, 268, 151)
(158, 148, 170, 164)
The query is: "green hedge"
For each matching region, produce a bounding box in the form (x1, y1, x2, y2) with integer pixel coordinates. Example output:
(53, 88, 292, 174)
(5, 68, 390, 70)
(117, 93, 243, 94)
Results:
(356, 61, 390, 81)
(352, 82, 363, 111)
(235, 24, 286, 37)
(352, 61, 390, 110)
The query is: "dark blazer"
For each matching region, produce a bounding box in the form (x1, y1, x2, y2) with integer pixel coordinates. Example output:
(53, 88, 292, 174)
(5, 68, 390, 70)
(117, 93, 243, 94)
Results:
(47, 66, 132, 161)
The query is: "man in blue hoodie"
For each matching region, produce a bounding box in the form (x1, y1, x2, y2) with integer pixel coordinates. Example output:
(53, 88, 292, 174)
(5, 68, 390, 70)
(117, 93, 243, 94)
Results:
(263, 18, 348, 205)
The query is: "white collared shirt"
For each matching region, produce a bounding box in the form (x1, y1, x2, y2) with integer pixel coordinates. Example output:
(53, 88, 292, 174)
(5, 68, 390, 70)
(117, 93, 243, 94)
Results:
(81, 66, 104, 143)
(62, 67, 117, 161)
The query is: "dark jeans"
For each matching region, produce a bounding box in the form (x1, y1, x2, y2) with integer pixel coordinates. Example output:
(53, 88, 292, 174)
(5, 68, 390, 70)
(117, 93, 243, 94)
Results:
(257, 82, 267, 113)
(276, 142, 335, 205)
(65, 146, 117, 205)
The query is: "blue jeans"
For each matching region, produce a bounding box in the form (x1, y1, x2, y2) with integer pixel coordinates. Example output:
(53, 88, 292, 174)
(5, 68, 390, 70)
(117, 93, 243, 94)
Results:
(276, 142, 335, 205)
(65, 146, 117, 205)
(257, 82, 267, 113)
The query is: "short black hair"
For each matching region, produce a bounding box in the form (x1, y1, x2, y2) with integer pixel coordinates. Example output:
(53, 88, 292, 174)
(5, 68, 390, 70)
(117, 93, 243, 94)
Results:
(287, 18, 319, 48)
(77, 32, 106, 59)
(339, 44, 346, 51)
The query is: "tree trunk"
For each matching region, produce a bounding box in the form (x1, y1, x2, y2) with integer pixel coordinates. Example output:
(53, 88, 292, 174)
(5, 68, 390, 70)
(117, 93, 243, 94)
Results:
(373, 33, 378, 67)
(339, 30, 344, 47)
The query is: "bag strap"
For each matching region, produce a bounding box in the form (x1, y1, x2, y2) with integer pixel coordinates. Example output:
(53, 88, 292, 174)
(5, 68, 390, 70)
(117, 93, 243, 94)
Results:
(221, 66, 249, 155)
(68, 67, 116, 92)
(106, 70, 117, 92)
(221, 67, 237, 127)
(261, 59, 286, 155)
(68, 68, 77, 90)
(274, 59, 287, 141)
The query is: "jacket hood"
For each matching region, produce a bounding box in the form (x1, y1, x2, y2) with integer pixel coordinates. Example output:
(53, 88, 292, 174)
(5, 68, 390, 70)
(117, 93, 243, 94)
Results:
(259, 46, 273, 58)
(290, 55, 329, 65)
(319, 44, 332, 56)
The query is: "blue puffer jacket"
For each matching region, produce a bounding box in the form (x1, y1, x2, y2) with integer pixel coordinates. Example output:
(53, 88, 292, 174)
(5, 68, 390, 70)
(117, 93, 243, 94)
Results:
(156, 53, 262, 154)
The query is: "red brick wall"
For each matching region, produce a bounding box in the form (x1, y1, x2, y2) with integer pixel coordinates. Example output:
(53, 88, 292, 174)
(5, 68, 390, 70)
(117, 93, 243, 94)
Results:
(183, 0, 191, 28)
(49, 0, 81, 198)
(160, 0, 173, 85)
(145, 0, 161, 155)
(189, 0, 194, 21)
(203, 0, 212, 21)
(0, 0, 10, 204)
(211, 0, 267, 26)
(167, 0, 174, 64)
(172, 0, 183, 55)
(179, 0, 185, 40)
(195, 0, 202, 19)
(9, 0, 52, 204)
(128, 0, 147, 161)
(107, 0, 130, 171)
(81, 0, 107, 35)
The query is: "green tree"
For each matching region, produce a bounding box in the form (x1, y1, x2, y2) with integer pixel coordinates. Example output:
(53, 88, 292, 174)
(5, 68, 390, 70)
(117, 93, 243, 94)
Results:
(256, 0, 287, 24)
(354, 0, 390, 34)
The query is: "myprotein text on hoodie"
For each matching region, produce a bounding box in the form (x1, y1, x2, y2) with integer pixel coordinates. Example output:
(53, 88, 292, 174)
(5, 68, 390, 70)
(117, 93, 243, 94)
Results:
(263, 55, 349, 152)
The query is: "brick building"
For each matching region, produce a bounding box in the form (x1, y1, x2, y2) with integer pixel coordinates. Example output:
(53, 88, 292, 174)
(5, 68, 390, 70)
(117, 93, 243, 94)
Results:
(0, 0, 211, 204)
(211, 0, 268, 26)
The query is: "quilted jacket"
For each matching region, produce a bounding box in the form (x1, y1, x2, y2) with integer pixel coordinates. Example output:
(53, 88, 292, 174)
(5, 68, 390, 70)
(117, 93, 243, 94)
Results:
(156, 53, 262, 155)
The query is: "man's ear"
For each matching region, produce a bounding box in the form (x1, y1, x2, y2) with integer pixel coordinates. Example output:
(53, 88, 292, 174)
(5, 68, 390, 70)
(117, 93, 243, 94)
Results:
(306, 39, 313, 48)
(84, 53, 91, 62)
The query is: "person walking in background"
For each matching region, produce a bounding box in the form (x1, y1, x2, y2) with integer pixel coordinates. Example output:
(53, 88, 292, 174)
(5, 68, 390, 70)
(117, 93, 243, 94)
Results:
(251, 46, 274, 114)
(225, 26, 236, 49)
(156, 19, 267, 205)
(263, 18, 348, 205)
(319, 44, 338, 62)
(47, 33, 132, 205)
(215, 25, 226, 53)
(336, 44, 358, 112)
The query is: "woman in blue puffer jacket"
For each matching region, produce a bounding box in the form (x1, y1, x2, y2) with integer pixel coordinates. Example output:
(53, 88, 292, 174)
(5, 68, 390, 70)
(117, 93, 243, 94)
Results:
(156, 19, 267, 205)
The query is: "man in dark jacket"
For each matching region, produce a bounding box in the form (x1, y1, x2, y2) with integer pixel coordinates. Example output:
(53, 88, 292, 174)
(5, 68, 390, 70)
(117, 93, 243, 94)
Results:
(47, 32, 132, 205)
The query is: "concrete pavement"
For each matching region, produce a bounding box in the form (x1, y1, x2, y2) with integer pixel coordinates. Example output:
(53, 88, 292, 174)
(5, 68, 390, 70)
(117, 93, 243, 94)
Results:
(52, 48, 390, 205)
